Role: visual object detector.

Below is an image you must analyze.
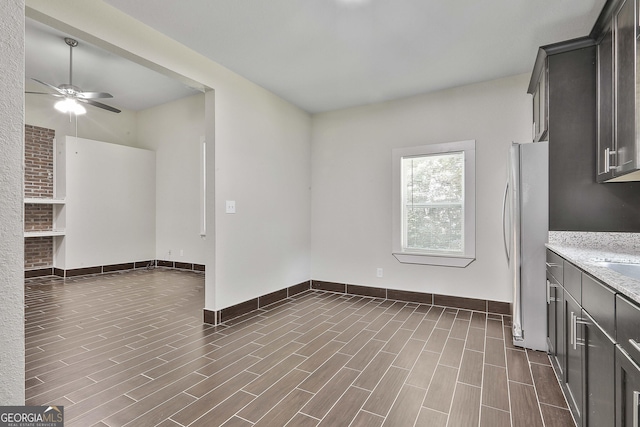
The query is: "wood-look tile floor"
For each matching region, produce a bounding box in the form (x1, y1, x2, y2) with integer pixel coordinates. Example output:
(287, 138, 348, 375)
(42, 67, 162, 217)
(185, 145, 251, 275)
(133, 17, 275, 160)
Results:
(25, 269, 575, 427)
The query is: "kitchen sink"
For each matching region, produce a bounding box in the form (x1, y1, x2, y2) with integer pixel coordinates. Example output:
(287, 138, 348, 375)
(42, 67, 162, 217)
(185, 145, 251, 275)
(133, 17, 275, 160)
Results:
(593, 261, 640, 280)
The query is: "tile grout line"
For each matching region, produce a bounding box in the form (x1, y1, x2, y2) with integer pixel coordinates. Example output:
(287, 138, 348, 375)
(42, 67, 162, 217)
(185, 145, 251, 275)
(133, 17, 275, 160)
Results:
(524, 349, 548, 427)
(477, 312, 489, 427)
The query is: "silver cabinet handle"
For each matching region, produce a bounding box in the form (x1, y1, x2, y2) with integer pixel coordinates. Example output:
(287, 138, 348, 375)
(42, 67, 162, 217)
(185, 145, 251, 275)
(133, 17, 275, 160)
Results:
(634, 390, 640, 427)
(546, 280, 550, 304)
(545, 262, 560, 268)
(630, 339, 640, 354)
(571, 311, 576, 350)
(546, 280, 558, 304)
(570, 312, 587, 351)
(605, 147, 618, 173)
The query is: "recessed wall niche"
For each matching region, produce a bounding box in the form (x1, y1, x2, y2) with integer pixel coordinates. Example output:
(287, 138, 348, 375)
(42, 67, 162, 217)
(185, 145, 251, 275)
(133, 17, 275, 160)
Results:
(24, 124, 57, 274)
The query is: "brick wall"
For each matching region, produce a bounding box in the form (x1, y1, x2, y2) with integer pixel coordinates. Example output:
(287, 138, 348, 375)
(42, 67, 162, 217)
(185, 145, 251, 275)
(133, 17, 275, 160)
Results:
(24, 237, 54, 270)
(24, 125, 54, 198)
(24, 125, 56, 269)
(24, 204, 53, 232)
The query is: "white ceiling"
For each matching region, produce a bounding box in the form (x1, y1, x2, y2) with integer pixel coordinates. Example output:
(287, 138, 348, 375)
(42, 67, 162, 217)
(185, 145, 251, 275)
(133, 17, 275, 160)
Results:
(27, 0, 607, 114)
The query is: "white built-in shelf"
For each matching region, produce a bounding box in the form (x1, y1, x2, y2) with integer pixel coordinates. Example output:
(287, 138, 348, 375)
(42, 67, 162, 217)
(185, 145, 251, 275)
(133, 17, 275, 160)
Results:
(24, 198, 66, 205)
(24, 230, 66, 238)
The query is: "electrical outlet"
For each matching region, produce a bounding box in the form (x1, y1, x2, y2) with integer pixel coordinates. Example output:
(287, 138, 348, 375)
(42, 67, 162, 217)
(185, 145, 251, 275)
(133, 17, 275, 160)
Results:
(180, 249, 184, 257)
(226, 200, 236, 214)
(376, 268, 383, 278)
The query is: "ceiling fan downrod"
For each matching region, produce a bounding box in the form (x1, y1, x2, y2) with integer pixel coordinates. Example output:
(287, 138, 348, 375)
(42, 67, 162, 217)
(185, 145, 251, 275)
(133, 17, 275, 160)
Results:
(64, 37, 78, 88)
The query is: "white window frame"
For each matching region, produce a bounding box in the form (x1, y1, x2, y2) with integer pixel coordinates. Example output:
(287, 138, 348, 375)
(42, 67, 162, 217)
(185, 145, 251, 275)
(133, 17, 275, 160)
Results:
(392, 140, 476, 267)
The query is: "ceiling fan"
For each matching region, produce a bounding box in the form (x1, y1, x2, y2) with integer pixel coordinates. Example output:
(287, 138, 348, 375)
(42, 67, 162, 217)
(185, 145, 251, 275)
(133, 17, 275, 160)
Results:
(27, 37, 121, 114)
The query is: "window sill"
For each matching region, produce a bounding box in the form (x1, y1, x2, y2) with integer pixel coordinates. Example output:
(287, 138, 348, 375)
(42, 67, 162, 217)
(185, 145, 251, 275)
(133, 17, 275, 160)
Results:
(392, 252, 475, 268)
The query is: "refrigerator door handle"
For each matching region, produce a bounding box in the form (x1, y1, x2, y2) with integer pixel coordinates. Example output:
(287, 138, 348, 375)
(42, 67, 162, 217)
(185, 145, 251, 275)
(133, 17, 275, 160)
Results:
(502, 181, 510, 263)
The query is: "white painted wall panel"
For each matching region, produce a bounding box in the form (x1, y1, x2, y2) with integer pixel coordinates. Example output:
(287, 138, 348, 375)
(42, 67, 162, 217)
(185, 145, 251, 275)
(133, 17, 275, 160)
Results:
(310, 74, 532, 303)
(214, 83, 312, 308)
(136, 94, 206, 264)
(62, 136, 155, 269)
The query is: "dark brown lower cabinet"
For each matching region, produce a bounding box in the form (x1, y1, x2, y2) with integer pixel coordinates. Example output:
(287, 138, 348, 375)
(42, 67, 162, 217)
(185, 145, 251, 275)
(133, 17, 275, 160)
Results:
(555, 281, 566, 378)
(565, 293, 583, 424)
(547, 250, 620, 427)
(616, 346, 640, 427)
(583, 311, 615, 427)
(547, 273, 563, 368)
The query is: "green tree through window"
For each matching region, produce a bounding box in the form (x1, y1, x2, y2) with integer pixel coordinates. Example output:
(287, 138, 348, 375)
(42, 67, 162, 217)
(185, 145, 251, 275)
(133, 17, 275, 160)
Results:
(402, 152, 464, 253)
(392, 140, 475, 267)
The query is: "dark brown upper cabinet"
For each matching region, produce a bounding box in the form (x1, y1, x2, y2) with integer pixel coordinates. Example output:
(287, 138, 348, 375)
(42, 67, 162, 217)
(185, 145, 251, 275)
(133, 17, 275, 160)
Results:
(530, 53, 549, 142)
(595, 0, 640, 182)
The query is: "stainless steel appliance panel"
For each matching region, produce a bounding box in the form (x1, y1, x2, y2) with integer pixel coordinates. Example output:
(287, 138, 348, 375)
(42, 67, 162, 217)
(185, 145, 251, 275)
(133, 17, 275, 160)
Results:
(504, 141, 549, 351)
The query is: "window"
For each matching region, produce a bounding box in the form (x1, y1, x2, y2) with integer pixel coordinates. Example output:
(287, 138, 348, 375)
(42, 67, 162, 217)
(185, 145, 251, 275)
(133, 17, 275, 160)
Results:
(392, 140, 476, 267)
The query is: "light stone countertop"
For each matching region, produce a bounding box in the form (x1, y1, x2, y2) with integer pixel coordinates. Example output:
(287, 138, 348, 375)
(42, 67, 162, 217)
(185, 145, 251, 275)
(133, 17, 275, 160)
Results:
(547, 232, 640, 304)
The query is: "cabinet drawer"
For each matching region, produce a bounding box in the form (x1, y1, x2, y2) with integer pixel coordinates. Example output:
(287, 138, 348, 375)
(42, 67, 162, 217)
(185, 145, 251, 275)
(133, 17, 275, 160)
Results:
(582, 273, 616, 339)
(546, 250, 564, 284)
(563, 261, 581, 303)
(616, 295, 640, 364)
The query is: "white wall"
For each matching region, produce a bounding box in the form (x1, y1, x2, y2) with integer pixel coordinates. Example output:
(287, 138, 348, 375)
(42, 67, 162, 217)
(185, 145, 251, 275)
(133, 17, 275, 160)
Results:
(0, 0, 25, 405)
(61, 136, 155, 269)
(136, 93, 206, 264)
(214, 83, 312, 308)
(311, 74, 532, 303)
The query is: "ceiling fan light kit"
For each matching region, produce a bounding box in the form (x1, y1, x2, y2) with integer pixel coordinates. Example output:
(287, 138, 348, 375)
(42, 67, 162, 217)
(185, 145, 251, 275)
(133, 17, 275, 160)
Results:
(28, 37, 121, 114)
(54, 98, 86, 115)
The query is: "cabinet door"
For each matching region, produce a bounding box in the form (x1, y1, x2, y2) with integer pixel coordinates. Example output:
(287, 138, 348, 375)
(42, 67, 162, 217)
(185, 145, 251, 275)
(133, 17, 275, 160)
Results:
(616, 346, 640, 427)
(614, 0, 637, 176)
(597, 18, 615, 182)
(532, 59, 548, 142)
(533, 80, 541, 141)
(547, 276, 557, 355)
(565, 293, 583, 423)
(538, 62, 548, 141)
(555, 284, 566, 378)
(583, 311, 615, 427)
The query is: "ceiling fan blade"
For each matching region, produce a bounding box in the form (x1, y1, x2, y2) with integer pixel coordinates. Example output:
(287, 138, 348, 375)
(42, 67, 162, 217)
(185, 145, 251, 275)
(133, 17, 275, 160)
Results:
(25, 91, 63, 97)
(31, 78, 65, 95)
(77, 91, 113, 99)
(77, 98, 121, 113)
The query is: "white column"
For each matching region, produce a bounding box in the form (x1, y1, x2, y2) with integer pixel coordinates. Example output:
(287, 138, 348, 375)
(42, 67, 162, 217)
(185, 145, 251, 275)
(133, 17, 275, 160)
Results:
(0, 0, 26, 405)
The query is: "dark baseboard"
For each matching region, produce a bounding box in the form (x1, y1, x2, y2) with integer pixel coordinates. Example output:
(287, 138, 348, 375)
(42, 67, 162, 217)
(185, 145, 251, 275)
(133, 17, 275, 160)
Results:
(204, 279, 512, 325)
(24, 268, 53, 278)
(204, 280, 313, 325)
(25, 259, 205, 279)
(25, 266, 511, 324)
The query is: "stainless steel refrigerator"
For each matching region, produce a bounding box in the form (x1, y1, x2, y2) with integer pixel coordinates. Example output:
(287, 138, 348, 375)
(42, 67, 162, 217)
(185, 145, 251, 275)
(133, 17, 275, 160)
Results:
(502, 141, 548, 351)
